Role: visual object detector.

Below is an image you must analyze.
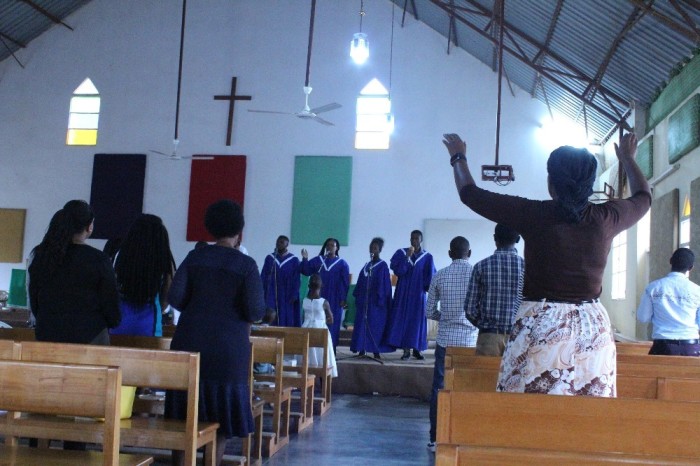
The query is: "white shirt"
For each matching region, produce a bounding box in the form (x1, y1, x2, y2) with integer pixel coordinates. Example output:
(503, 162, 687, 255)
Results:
(637, 272, 700, 340)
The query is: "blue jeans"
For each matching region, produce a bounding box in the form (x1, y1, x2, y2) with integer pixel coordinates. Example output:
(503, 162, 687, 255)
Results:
(429, 344, 446, 443)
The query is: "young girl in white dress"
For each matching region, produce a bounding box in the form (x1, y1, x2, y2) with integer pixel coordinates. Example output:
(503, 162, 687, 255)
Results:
(302, 274, 338, 377)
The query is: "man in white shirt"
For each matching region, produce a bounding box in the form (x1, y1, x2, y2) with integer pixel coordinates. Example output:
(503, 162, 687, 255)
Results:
(637, 248, 700, 356)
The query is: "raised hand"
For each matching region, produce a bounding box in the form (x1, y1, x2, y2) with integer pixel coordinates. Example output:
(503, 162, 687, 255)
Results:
(614, 133, 638, 161)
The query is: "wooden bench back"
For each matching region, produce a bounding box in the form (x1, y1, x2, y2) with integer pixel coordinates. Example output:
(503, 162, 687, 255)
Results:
(0, 339, 20, 359)
(250, 335, 285, 389)
(109, 334, 173, 350)
(445, 353, 700, 402)
(259, 326, 329, 369)
(437, 390, 700, 460)
(616, 341, 652, 355)
(20, 341, 196, 390)
(0, 326, 35, 342)
(0, 360, 122, 465)
(252, 328, 309, 374)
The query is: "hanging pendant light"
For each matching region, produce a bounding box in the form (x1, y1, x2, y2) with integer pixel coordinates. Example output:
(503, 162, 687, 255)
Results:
(350, 0, 369, 65)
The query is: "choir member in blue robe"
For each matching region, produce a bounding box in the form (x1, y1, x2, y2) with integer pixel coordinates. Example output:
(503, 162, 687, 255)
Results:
(385, 230, 436, 360)
(301, 238, 350, 350)
(351, 237, 393, 358)
(260, 235, 301, 327)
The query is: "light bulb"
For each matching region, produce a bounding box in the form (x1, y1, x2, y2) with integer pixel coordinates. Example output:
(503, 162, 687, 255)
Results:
(350, 32, 369, 65)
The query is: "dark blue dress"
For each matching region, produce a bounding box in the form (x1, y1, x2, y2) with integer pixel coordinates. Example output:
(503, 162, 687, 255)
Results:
(300, 255, 350, 349)
(260, 252, 301, 327)
(164, 245, 265, 438)
(384, 248, 435, 351)
(351, 259, 393, 353)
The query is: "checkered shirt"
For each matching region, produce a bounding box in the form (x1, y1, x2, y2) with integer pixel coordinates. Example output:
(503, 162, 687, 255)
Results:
(464, 247, 524, 331)
(426, 259, 478, 348)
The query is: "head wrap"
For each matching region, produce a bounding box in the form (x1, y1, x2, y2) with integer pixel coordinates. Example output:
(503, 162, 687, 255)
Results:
(547, 146, 597, 223)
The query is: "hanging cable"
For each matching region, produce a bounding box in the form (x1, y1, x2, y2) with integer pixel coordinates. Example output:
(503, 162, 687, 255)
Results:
(174, 0, 187, 141)
(389, 1, 395, 97)
(305, 0, 317, 87)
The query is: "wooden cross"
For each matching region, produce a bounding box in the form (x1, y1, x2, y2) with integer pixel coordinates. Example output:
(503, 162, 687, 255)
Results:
(214, 76, 252, 146)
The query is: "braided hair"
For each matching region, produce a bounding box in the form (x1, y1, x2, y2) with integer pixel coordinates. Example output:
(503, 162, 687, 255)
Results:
(30, 200, 94, 287)
(115, 214, 176, 304)
(547, 146, 597, 223)
(319, 237, 340, 257)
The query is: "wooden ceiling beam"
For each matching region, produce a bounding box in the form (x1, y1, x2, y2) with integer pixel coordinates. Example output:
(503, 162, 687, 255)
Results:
(19, 0, 74, 31)
(582, 4, 648, 100)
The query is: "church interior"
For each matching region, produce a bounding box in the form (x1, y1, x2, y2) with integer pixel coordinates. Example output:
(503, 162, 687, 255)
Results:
(1, 0, 700, 465)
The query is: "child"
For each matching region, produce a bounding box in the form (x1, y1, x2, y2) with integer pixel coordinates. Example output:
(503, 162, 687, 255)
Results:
(302, 274, 338, 377)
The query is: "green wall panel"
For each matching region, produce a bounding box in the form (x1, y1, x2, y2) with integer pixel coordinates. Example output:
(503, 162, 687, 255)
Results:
(291, 156, 352, 246)
(648, 54, 700, 130)
(668, 94, 700, 164)
(636, 136, 653, 180)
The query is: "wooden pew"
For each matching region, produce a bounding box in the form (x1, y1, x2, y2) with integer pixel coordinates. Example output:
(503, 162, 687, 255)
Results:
(242, 341, 264, 466)
(0, 326, 35, 342)
(0, 360, 153, 466)
(444, 351, 700, 402)
(15, 341, 218, 466)
(0, 339, 20, 359)
(256, 326, 334, 415)
(251, 327, 315, 431)
(617, 341, 653, 355)
(250, 335, 292, 457)
(436, 390, 700, 465)
(110, 334, 172, 350)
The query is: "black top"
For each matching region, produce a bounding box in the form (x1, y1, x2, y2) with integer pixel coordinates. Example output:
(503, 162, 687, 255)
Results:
(29, 243, 121, 343)
(459, 184, 651, 301)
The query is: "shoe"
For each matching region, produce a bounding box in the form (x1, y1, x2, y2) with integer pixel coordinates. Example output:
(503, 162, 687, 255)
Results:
(400, 349, 410, 360)
(413, 350, 425, 360)
(373, 353, 381, 359)
(427, 441, 436, 453)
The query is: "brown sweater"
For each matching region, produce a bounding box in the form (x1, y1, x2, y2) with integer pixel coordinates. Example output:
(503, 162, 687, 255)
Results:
(459, 185, 651, 301)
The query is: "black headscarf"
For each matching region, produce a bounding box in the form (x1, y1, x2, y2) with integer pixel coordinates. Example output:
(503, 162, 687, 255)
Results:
(547, 146, 597, 223)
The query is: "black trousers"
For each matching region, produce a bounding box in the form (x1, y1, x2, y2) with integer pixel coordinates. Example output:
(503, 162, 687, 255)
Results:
(649, 340, 700, 356)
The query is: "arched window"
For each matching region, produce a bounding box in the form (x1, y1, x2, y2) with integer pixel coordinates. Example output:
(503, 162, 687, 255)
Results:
(67, 78, 100, 145)
(355, 78, 393, 150)
(680, 194, 691, 247)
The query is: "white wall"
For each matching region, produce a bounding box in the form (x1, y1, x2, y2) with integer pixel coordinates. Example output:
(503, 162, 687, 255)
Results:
(0, 0, 554, 289)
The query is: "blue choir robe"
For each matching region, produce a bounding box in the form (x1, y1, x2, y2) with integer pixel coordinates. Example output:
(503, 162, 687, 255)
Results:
(350, 259, 393, 353)
(384, 248, 435, 351)
(300, 255, 350, 349)
(260, 252, 301, 327)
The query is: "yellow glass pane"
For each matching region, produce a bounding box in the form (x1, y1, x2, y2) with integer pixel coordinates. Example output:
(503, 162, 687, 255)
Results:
(66, 129, 97, 145)
(683, 194, 691, 217)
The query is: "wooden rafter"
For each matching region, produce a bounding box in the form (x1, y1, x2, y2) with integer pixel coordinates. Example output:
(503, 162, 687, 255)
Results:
(429, 0, 631, 127)
(627, 0, 699, 41)
(401, 0, 418, 27)
(582, 3, 648, 101)
(669, 0, 700, 39)
(530, 0, 564, 96)
(19, 0, 74, 31)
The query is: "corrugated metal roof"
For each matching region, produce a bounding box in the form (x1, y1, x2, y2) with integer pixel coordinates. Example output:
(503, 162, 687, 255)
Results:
(2, 0, 698, 141)
(391, 0, 700, 140)
(0, 0, 92, 67)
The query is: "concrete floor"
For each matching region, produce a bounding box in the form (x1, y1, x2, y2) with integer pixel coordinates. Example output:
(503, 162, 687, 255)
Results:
(260, 393, 435, 466)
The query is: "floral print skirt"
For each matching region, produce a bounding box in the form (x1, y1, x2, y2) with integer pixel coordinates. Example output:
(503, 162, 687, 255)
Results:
(496, 300, 616, 397)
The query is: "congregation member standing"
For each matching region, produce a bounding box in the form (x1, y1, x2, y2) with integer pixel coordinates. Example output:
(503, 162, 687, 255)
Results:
(385, 230, 436, 360)
(351, 237, 393, 358)
(302, 274, 338, 377)
(637, 248, 700, 356)
(261, 235, 301, 327)
(29, 200, 120, 345)
(110, 214, 176, 337)
(165, 200, 265, 465)
(425, 236, 477, 453)
(301, 237, 350, 351)
(443, 131, 650, 396)
(465, 224, 524, 356)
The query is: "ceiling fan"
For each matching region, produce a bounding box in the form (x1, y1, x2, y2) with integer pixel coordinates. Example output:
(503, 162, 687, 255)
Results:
(248, 0, 341, 126)
(148, 0, 212, 162)
(149, 139, 213, 161)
